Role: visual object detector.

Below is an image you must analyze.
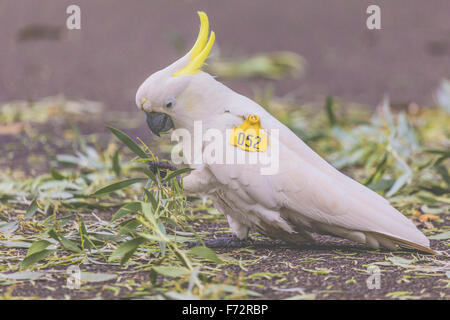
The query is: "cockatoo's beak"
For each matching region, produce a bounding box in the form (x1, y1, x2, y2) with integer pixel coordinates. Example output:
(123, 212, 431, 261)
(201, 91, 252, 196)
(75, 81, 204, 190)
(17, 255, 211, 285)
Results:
(145, 112, 174, 137)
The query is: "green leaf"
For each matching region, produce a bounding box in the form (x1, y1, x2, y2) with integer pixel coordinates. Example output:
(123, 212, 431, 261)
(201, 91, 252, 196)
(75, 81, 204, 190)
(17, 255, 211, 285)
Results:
(118, 219, 141, 235)
(112, 202, 142, 221)
(48, 229, 82, 253)
(0, 271, 45, 281)
(385, 291, 413, 298)
(112, 149, 121, 177)
(388, 256, 416, 266)
(429, 231, 450, 240)
(138, 232, 168, 243)
(365, 153, 388, 186)
(301, 267, 332, 274)
(26, 240, 52, 257)
(144, 189, 158, 209)
(92, 178, 147, 196)
(386, 171, 411, 197)
(0, 222, 18, 234)
(164, 168, 193, 182)
(425, 149, 450, 158)
(141, 202, 156, 225)
(80, 272, 117, 283)
(284, 293, 316, 300)
(89, 232, 119, 242)
(152, 266, 190, 278)
(21, 250, 55, 269)
(434, 164, 450, 186)
(131, 167, 158, 184)
(0, 212, 7, 222)
(205, 284, 261, 297)
(109, 237, 146, 264)
(143, 169, 158, 183)
(78, 217, 95, 251)
(158, 221, 167, 256)
(50, 168, 66, 180)
(325, 95, 337, 127)
(367, 179, 394, 192)
(0, 240, 31, 248)
(107, 126, 148, 158)
(188, 246, 222, 264)
(60, 236, 82, 252)
(70, 121, 87, 152)
(25, 199, 39, 220)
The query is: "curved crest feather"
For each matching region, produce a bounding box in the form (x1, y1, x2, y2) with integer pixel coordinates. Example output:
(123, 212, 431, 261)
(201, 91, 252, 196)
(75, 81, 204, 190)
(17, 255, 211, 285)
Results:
(173, 11, 215, 77)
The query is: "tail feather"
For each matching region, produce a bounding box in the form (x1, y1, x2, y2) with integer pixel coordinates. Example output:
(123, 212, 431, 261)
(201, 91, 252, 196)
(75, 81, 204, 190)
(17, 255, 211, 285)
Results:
(373, 232, 437, 255)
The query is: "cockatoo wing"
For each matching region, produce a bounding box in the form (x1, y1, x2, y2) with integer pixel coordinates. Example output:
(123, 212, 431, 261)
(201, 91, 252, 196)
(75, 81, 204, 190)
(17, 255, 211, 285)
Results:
(214, 94, 434, 253)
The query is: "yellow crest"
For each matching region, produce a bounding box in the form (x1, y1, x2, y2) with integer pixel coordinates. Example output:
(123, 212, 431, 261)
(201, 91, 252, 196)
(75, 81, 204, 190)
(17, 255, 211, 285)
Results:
(173, 12, 215, 77)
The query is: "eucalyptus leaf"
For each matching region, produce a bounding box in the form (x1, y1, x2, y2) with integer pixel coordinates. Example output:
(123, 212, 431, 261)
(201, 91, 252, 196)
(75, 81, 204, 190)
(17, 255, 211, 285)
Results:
(92, 178, 147, 196)
(188, 246, 222, 264)
(0, 271, 45, 281)
(107, 126, 148, 159)
(25, 198, 39, 220)
(429, 231, 450, 240)
(112, 202, 142, 221)
(163, 168, 193, 182)
(109, 237, 146, 264)
(21, 249, 55, 269)
(80, 272, 117, 283)
(26, 240, 53, 256)
(152, 266, 190, 278)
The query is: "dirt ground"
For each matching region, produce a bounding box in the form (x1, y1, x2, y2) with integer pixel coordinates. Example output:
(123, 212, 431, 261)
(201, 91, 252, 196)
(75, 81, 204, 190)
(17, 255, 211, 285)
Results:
(2, 204, 449, 300)
(3, 228, 450, 300)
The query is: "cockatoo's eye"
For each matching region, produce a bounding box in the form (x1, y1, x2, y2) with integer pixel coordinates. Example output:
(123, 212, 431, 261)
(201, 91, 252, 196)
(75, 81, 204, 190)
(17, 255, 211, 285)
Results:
(165, 98, 176, 109)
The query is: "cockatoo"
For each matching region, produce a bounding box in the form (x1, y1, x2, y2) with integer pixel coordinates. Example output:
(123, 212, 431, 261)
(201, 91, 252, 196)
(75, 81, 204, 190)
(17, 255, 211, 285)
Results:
(136, 12, 434, 254)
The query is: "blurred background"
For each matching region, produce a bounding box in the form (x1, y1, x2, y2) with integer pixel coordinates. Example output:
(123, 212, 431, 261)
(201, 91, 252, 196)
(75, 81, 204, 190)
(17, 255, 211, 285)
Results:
(1, 0, 450, 110)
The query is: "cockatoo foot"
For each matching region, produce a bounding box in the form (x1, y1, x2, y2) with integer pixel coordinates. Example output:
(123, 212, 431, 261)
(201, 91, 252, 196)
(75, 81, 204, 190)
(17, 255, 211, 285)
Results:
(148, 160, 181, 184)
(148, 161, 178, 176)
(203, 236, 253, 248)
(187, 236, 253, 248)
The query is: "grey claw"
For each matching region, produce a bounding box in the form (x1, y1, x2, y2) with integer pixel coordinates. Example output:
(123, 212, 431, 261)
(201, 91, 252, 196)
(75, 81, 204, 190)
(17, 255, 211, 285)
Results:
(202, 236, 253, 248)
(148, 161, 181, 184)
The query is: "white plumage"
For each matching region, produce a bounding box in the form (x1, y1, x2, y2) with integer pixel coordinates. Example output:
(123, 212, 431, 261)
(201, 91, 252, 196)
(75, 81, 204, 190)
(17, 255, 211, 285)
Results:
(136, 12, 434, 254)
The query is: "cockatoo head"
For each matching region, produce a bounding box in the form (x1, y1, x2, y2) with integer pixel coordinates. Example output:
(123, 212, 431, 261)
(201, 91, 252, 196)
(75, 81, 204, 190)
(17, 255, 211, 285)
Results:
(136, 11, 219, 136)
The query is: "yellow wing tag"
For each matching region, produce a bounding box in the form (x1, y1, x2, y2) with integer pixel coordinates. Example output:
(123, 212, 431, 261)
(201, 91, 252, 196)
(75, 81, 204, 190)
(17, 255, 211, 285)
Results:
(229, 115, 268, 152)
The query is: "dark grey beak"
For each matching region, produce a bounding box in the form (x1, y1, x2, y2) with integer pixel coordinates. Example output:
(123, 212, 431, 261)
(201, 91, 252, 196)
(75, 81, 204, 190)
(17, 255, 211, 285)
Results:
(145, 112, 174, 137)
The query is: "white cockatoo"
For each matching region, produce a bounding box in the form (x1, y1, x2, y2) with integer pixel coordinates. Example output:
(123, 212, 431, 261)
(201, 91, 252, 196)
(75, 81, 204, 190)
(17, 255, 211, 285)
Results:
(136, 12, 434, 254)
